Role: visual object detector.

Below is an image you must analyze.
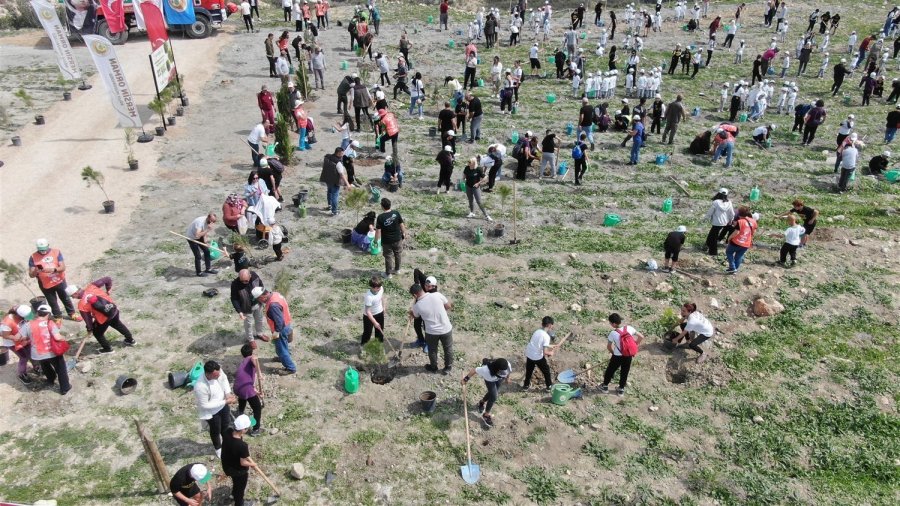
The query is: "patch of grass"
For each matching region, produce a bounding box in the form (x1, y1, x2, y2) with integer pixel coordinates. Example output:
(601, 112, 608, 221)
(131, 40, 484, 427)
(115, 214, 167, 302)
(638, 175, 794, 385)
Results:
(348, 429, 385, 451)
(582, 439, 615, 468)
(459, 483, 512, 504)
(515, 466, 575, 505)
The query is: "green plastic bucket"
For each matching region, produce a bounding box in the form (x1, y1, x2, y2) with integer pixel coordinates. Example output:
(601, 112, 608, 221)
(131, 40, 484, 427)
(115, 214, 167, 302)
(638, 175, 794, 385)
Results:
(885, 169, 900, 182)
(603, 213, 621, 226)
(546, 93, 557, 104)
(448, 39, 455, 48)
(662, 197, 673, 213)
(345, 366, 359, 393)
(209, 240, 222, 260)
(749, 186, 761, 202)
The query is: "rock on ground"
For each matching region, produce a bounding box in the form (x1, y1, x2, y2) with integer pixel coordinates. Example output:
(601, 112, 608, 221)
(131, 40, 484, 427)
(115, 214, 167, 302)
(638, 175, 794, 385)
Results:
(752, 296, 784, 317)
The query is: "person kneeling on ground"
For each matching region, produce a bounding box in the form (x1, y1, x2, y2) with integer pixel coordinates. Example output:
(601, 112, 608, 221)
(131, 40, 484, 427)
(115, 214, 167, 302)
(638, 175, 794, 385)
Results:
(381, 156, 404, 188)
(689, 129, 713, 155)
(752, 123, 776, 148)
(461, 357, 512, 428)
(868, 150, 890, 175)
(169, 463, 212, 506)
(351, 211, 377, 251)
(667, 302, 716, 363)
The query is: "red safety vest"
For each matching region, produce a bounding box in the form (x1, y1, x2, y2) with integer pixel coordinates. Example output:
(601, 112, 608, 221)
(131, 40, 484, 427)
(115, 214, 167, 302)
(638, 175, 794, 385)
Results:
(28, 319, 57, 357)
(316, 3, 325, 16)
(1, 313, 20, 337)
(380, 111, 399, 136)
(78, 285, 116, 326)
(31, 249, 65, 288)
(357, 21, 368, 36)
(730, 217, 757, 248)
(265, 292, 293, 332)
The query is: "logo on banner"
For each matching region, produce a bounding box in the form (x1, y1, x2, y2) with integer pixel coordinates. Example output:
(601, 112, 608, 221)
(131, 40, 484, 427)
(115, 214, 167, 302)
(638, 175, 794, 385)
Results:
(38, 8, 54, 20)
(90, 39, 110, 55)
(162, 0, 195, 25)
(83, 34, 142, 128)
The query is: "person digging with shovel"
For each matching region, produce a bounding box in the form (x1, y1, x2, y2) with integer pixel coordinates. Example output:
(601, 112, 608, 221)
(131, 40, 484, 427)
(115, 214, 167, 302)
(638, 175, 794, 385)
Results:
(67, 277, 135, 354)
(252, 287, 298, 375)
(522, 316, 558, 391)
(194, 360, 237, 458)
(361, 275, 386, 347)
(222, 414, 255, 506)
(461, 357, 512, 428)
(169, 463, 212, 506)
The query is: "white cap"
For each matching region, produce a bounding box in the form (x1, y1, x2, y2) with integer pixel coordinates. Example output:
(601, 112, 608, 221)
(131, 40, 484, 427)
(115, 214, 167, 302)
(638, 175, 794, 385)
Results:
(884, 150, 892, 157)
(294, 100, 304, 108)
(234, 414, 252, 431)
(35, 238, 49, 250)
(870, 72, 877, 78)
(251, 287, 265, 299)
(65, 285, 79, 296)
(259, 158, 268, 168)
(840, 58, 846, 63)
(622, 98, 629, 103)
(848, 114, 855, 119)
(447, 130, 455, 136)
(769, 124, 776, 130)
(632, 114, 641, 120)
(15, 305, 31, 318)
(525, 130, 533, 136)
(676, 225, 687, 233)
(655, 93, 661, 99)
(351, 140, 361, 148)
(190, 464, 212, 484)
(444, 145, 453, 152)
(719, 187, 729, 195)
(425, 276, 437, 285)
(850, 132, 859, 141)
(37, 304, 51, 314)
(373, 113, 381, 121)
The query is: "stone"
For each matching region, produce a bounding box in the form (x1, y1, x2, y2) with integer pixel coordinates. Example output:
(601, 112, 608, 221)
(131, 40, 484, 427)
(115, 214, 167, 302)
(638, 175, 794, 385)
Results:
(511, 304, 520, 310)
(77, 361, 93, 374)
(590, 423, 602, 431)
(702, 279, 714, 287)
(570, 303, 582, 312)
(291, 463, 306, 480)
(569, 253, 578, 260)
(752, 415, 764, 424)
(648, 405, 659, 412)
(269, 427, 280, 435)
(709, 298, 720, 309)
(744, 276, 759, 286)
(367, 455, 374, 466)
(833, 215, 846, 221)
(752, 297, 784, 317)
(655, 282, 674, 293)
(375, 483, 392, 503)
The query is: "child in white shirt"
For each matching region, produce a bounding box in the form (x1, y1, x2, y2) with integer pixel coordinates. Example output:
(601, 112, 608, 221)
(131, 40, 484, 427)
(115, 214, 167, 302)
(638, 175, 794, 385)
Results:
(719, 83, 729, 112)
(735, 39, 745, 64)
(778, 215, 805, 266)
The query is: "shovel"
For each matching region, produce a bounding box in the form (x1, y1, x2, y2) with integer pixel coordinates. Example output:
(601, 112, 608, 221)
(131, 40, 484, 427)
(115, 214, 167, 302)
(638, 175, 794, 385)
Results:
(252, 462, 281, 504)
(508, 179, 520, 245)
(557, 364, 592, 384)
(460, 382, 481, 484)
(66, 332, 91, 371)
(382, 319, 410, 368)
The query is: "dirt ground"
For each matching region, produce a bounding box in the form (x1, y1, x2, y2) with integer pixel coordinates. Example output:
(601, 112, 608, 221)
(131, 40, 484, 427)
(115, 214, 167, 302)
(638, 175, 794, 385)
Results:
(0, 2, 898, 505)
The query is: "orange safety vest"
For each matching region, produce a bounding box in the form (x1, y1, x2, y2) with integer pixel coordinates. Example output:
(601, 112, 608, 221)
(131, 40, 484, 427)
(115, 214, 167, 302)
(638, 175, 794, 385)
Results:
(316, 3, 325, 16)
(380, 111, 399, 136)
(78, 285, 116, 326)
(1, 313, 20, 337)
(31, 249, 65, 288)
(28, 319, 57, 357)
(730, 217, 757, 248)
(265, 292, 293, 332)
(357, 21, 368, 36)
(302, 4, 310, 18)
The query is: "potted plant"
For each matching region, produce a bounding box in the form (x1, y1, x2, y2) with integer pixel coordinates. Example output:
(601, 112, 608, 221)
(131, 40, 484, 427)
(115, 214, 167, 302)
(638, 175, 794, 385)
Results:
(58, 75, 76, 101)
(124, 128, 138, 170)
(15, 88, 42, 125)
(81, 165, 115, 213)
(148, 97, 167, 136)
(493, 184, 512, 237)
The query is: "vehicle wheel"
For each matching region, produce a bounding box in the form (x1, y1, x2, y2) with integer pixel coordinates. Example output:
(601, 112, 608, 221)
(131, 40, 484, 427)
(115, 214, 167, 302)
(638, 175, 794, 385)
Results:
(186, 16, 212, 39)
(96, 20, 129, 45)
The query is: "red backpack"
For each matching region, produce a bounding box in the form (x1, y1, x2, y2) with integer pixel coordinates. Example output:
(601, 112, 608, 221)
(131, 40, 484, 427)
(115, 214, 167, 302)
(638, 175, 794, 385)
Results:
(617, 327, 639, 357)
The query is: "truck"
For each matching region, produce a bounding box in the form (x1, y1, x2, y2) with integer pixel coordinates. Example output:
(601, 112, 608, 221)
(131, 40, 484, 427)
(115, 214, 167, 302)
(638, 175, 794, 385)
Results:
(63, 0, 234, 44)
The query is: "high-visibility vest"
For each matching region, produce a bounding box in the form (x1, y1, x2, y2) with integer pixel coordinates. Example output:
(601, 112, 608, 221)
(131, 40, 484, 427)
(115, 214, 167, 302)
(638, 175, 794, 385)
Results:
(265, 292, 293, 332)
(1, 313, 20, 337)
(30, 249, 65, 288)
(28, 319, 56, 357)
(316, 3, 325, 16)
(79, 285, 116, 326)
(730, 217, 758, 248)
(381, 111, 399, 136)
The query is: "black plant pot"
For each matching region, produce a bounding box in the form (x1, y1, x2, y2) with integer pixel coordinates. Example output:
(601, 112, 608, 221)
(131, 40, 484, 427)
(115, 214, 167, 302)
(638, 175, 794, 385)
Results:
(180, 95, 189, 107)
(167, 116, 176, 126)
(63, 91, 72, 101)
(11, 136, 21, 146)
(102, 200, 115, 213)
(128, 159, 139, 170)
(34, 115, 45, 125)
(176, 106, 184, 116)
(155, 127, 165, 136)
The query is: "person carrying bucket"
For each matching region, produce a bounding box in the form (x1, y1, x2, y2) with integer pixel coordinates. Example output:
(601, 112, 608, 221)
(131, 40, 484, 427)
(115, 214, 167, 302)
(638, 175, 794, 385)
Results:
(66, 277, 135, 353)
(252, 288, 298, 374)
(601, 313, 645, 396)
(522, 316, 558, 391)
(461, 358, 511, 428)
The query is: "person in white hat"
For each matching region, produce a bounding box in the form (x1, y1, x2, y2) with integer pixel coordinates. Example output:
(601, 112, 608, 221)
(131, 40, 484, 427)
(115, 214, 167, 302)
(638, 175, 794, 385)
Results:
(169, 463, 212, 506)
(1, 304, 37, 384)
(28, 239, 80, 322)
(222, 414, 256, 506)
(626, 114, 644, 165)
(17, 303, 71, 394)
(252, 287, 297, 373)
(662, 226, 687, 272)
(66, 277, 135, 353)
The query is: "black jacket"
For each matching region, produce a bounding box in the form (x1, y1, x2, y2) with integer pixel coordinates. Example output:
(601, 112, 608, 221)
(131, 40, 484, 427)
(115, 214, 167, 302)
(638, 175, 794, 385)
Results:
(320, 154, 341, 186)
(230, 271, 264, 314)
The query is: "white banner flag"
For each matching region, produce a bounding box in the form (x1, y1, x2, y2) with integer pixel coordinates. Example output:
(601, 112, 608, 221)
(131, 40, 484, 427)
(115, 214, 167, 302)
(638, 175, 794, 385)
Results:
(82, 35, 143, 128)
(29, 0, 82, 80)
(133, 0, 146, 30)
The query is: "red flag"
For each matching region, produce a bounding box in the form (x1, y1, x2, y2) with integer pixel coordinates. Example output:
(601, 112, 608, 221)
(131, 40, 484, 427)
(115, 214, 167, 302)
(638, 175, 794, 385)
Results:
(99, 0, 126, 33)
(140, 0, 169, 51)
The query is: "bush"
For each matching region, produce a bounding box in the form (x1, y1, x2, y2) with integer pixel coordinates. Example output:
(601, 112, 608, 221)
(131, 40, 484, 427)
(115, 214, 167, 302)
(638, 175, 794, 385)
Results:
(0, 0, 42, 30)
(273, 113, 294, 163)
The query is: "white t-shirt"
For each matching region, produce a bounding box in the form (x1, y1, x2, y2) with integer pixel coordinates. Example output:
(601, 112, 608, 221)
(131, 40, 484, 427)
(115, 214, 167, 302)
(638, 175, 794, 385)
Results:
(525, 329, 551, 361)
(186, 216, 209, 240)
(363, 287, 384, 315)
(475, 363, 511, 382)
(607, 325, 637, 356)
(247, 123, 266, 144)
(752, 126, 768, 137)
(412, 292, 452, 335)
(784, 224, 805, 246)
(530, 46, 539, 58)
(684, 312, 715, 337)
(241, 2, 251, 15)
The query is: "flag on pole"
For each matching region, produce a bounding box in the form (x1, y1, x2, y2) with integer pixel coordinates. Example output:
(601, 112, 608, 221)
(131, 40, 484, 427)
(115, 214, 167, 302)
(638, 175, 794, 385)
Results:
(30, 0, 82, 80)
(99, 0, 127, 33)
(82, 34, 143, 128)
(141, 0, 169, 51)
(162, 0, 196, 25)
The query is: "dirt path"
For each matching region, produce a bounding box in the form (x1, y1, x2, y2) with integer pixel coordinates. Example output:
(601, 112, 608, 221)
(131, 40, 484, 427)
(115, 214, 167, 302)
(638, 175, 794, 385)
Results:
(0, 30, 229, 306)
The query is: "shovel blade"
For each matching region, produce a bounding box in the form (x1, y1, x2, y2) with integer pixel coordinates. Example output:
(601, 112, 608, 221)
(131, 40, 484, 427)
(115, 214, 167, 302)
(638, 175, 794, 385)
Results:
(66, 358, 77, 371)
(460, 463, 481, 484)
(557, 369, 576, 384)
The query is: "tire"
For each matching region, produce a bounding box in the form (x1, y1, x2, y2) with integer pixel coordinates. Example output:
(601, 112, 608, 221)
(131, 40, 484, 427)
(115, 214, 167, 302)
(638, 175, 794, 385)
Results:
(185, 15, 212, 39)
(96, 19, 129, 45)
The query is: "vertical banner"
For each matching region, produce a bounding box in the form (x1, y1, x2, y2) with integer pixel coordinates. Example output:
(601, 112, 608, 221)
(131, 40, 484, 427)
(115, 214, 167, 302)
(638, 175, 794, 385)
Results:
(151, 40, 178, 90)
(29, 0, 82, 80)
(99, 0, 127, 33)
(63, 0, 100, 35)
(140, 0, 169, 51)
(82, 35, 143, 128)
(132, 0, 146, 30)
(162, 0, 196, 25)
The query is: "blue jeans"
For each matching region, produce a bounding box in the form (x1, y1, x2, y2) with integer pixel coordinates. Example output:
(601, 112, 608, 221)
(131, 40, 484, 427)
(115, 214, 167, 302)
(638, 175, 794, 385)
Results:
(856, 49, 867, 68)
(273, 325, 297, 372)
(249, 142, 260, 167)
(886, 127, 897, 143)
(326, 184, 340, 215)
(382, 170, 403, 186)
(409, 95, 423, 115)
(578, 125, 593, 145)
(725, 243, 749, 271)
(297, 128, 310, 150)
(713, 141, 734, 167)
(630, 140, 642, 163)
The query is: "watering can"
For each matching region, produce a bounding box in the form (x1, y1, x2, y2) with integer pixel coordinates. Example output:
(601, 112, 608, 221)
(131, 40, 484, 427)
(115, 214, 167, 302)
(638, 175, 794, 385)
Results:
(370, 239, 382, 255)
(765, 138, 773, 148)
(546, 93, 557, 104)
(749, 186, 761, 202)
(474, 227, 484, 245)
(265, 143, 277, 157)
(566, 122, 574, 135)
(548, 55, 556, 64)
(550, 384, 583, 405)
(603, 213, 621, 227)
(885, 169, 900, 182)
(477, 78, 484, 87)
(457, 179, 467, 192)
(739, 113, 748, 123)
(345, 366, 360, 393)
(842, 94, 851, 106)
(655, 153, 669, 166)
(369, 186, 381, 203)
(209, 240, 222, 260)
(580, 32, 587, 39)
(511, 130, 519, 143)
(186, 361, 204, 388)
(427, 15, 433, 24)
(297, 203, 307, 218)
(557, 161, 568, 175)
(511, 103, 518, 115)
(448, 39, 455, 48)
(340, 60, 348, 70)
(662, 197, 673, 214)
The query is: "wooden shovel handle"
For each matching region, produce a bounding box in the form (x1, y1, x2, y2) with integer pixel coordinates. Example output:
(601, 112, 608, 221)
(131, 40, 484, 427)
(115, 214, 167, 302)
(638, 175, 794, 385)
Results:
(252, 463, 281, 496)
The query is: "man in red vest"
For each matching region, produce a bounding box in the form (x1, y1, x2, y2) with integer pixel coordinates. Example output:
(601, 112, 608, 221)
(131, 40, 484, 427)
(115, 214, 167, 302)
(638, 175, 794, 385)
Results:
(17, 304, 71, 395)
(28, 238, 80, 322)
(66, 277, 135, 354)
(252, 287, 297, 374)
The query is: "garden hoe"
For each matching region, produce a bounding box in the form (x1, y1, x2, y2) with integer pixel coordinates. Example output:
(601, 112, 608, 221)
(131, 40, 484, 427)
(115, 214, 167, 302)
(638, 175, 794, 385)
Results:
(252, 462, 281, 505)
(460, 382, 481, 484)
(383, 319, 410, 368)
